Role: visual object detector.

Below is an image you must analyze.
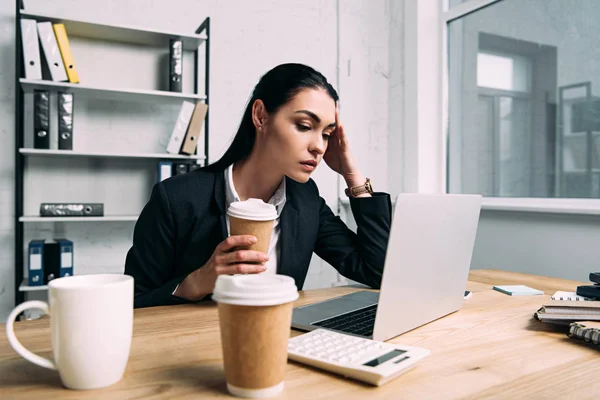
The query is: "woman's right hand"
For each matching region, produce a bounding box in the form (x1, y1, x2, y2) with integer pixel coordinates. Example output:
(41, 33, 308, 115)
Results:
(173, 235, 269, 301)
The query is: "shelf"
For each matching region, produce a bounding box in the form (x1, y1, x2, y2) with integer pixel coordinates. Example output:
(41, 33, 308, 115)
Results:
(20, 10, 207, 51)
(20, 148, 205, 161)
(20, 215, 139, 223)
(19, 279, 48, 292)
(20, 79, 206, 103)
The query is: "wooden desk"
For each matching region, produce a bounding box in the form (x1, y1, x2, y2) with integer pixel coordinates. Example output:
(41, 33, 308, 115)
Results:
(1, 270, 599, 399)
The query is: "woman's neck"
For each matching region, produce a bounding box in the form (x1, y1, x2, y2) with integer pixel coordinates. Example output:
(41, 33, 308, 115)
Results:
(232, 150, 283, 204)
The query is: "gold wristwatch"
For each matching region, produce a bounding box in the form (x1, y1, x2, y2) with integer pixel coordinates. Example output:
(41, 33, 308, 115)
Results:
(345, 178, 373, 198)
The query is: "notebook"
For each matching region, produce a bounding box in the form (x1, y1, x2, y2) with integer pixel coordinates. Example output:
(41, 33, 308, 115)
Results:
(568, 321, 600, 347)
(551, 291, 592, 301)
(493, 285, 543, 296)
(534, 300, 600, 323)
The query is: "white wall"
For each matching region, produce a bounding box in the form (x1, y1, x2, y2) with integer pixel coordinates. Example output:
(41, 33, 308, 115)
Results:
(0, 0, 393, 320)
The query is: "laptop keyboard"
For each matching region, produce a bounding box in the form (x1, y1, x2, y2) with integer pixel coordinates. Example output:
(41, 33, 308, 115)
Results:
(311, 304, 377, 337)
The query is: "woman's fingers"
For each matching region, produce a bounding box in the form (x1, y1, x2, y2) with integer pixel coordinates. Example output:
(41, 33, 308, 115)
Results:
(217, 235, 257, 252)
(215, 263, 267, 275)
(216, 250, 269, 266)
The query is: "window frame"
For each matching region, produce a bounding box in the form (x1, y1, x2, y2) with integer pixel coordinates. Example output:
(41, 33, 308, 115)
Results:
(441, 0, 600, 213)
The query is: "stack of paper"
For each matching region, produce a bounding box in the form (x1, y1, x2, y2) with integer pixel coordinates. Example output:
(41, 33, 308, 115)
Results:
(493, 285, 544, 296)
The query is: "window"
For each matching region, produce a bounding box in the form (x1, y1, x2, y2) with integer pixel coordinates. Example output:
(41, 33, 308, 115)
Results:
(448, 0, 478, 8)
(477, 51, 531, 93)
(447, 0, 600, 199)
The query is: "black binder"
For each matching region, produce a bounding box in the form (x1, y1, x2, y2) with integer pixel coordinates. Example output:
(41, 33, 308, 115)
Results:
(188, 163, 202, 173)
(40, 203, 104, 217)
(43, 242, 60, 284)
(169, 38, 183, 92)
(58, 92, 74, 150)
(173, 162, 189, 175)
(34, 90, 50, 149)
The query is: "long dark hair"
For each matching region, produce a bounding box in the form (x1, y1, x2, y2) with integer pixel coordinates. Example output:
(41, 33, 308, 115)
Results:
(203, 63, 339, 172)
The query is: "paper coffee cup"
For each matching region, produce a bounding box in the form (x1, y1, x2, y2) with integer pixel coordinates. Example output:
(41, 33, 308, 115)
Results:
(212, 274, 299, 398)
(227, 198, 277, 253)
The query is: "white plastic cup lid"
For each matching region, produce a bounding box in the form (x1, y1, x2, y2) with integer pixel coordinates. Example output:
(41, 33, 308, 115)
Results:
(226, 198, 277, 221)
(212, 274, 299, 306)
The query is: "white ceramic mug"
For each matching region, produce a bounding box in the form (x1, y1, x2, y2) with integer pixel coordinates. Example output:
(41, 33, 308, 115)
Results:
(5, 274, 134, 390)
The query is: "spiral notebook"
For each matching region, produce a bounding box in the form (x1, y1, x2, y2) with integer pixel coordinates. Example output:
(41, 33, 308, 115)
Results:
(551, 291, 592, 301)
(568, 321, 600, 347)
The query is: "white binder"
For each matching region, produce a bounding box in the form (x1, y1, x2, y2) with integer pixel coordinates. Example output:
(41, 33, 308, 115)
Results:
(167, 101, 195, 154)
(20, 19, 42, 80)
(37, 21, 68, 82)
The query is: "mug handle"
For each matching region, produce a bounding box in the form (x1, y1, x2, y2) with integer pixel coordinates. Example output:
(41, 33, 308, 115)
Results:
(6, 301, 56, 370)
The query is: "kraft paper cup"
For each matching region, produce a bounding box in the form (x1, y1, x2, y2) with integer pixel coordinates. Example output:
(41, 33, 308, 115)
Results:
(227, 199, 277, 253)
(212, 274, 299, 398)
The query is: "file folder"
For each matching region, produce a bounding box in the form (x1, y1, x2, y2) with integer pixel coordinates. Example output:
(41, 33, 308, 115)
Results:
(40, 203, 104, 217)
(166, 101, 195, 154)
(173, 162, 189, 175)
(181, 103, 208, 155)
(169, 38, 183, 92)
(37, 21, 68, 82)
(53, 23, 80, 83)
(20, 19, 42, 80)
(158, 161, 173, 182)
(188, 163, 202, 173)
(34, 90, 50, 149)
(58, 92, 74, 150)
(28, 239, 45, 286)
(56, 239, 74, 277)
(43, 242, 60, 284)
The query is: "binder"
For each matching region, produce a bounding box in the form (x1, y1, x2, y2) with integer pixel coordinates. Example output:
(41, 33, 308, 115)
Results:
(28, 239, 45, 286)
(20, 19, 42, 79)
(181, 103, 208, 155)
(169, 38, 183, 92)
(173, 162, 189, 175)
(34, 90, 50, 149)
(58, 92, 74, 150)
(43, 242, 60, 284)
(158, 161, 173, 181)
(188, 163, 202, 173)
(37, 21, 68, 82)
(40, 203, 104, 217)
(56, 239, 74, 277)
(53, 23, 80, 83)
(166, 101, 195, 154)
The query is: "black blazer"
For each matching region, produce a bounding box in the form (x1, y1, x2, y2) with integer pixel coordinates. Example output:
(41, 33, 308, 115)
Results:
(124, 168, 392, 308)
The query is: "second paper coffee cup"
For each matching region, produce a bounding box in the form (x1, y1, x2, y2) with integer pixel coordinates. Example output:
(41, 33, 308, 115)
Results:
(227, 198, 277, 253)
(212, 274, 299, 398)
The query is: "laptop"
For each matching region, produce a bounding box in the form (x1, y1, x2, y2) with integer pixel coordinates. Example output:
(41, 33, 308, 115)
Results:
(291, 193, 482, 342)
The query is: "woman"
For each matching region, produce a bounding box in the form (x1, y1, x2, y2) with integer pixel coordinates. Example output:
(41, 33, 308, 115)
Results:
(125, 63, 391, 308)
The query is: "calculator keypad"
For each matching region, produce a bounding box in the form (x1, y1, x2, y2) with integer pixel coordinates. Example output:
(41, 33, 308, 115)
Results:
(289, 329, 388, 363)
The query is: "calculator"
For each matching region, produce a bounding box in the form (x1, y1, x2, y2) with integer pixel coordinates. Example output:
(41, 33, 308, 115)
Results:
(287, 329, 430, 386)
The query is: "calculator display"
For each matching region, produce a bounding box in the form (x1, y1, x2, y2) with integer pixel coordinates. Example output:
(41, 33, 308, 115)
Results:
(363, 349, 407, 367)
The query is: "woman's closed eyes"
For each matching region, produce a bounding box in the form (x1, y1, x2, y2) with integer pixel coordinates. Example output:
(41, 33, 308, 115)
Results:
(296, 123, 311, 132)
(295, 123, 332, 141)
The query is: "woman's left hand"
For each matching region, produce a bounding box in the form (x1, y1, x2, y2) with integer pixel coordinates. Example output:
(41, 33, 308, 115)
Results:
(323, 109, 365, 188)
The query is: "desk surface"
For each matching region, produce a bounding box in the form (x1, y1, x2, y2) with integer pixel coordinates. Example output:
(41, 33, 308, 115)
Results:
(1, 270, 599, 399)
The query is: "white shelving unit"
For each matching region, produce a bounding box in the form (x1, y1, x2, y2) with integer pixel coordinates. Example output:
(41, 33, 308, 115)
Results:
(20, 10, 207, 50)
(20, 215, 139, 223)
(14, 5, 211, 301)
(20, 148, 205, 161)
(18, 279, 48, 292)
(20, 79, 207, 103)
